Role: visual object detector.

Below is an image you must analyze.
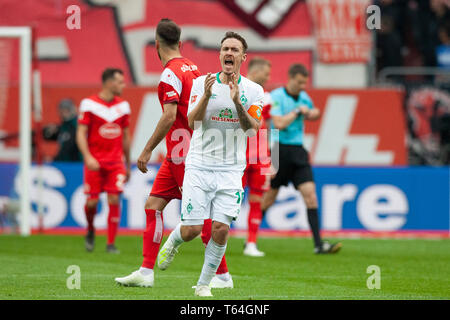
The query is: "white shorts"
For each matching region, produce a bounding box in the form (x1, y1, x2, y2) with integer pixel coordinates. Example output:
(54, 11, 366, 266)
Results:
(181, 168, 244, 226)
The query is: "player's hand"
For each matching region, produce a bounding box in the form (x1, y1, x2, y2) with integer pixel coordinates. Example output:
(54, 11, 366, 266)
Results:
(204, 73, 215, 98)
(125, 166, 131, 182)
(229, 72, 240, 104)
(85, 156, 100, 171)
(296, 106, 310, 117)
(137, 150, 152, 173)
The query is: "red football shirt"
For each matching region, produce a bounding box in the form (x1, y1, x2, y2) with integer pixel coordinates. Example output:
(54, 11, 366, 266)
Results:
(158, 57, 201, 162)
(78, 95, 130, 164)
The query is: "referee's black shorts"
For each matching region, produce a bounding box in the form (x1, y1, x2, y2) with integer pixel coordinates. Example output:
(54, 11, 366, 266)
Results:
(271, 144, 314, 189)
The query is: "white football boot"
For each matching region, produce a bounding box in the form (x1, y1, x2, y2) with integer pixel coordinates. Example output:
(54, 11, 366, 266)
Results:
(157, 238, 179, 270)
(209, 275, 234, 288)
(244, 242, 265, 257)
(115, 270, 154, 287)
(192, 274, 234, 289)
(195, 285, 213, 297)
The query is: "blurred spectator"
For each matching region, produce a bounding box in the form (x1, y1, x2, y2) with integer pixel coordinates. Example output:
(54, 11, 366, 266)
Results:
(376, 0, 450, 74)
(436, 19, 450, 68)
(376, 0, 405, 72)
(42, 99, 82, 162)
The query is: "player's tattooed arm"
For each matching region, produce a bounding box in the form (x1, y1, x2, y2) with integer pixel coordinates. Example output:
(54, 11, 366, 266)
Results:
(229, 73, 260, 133)
(188, 73, 215, 130)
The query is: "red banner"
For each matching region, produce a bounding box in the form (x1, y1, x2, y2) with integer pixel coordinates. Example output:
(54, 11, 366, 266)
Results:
(307, 0, 372, 63)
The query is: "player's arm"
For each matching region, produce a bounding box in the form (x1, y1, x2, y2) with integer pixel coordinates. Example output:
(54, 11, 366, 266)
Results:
(137, 103, 177, 173)
(303, 107, 320, 120)
(229, 74, 260, 133)
(76, 124, 100, 170)
(122, 126, 131, 180)
(188, 73, 215, 130)
(299, 93, 320, 121)
(271, 109, 300, 130)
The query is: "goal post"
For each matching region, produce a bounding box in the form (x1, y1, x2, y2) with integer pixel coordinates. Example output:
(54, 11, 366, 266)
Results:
(0, 27, 32, 236)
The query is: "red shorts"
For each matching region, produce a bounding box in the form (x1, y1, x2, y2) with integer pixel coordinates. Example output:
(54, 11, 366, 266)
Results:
(242, 162, 271, 196)
(84, 162, 126, 196)
(150, 158, 185, 201)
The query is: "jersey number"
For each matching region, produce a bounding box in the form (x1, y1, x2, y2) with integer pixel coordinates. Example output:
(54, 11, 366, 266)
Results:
(235, 191, 245, 204)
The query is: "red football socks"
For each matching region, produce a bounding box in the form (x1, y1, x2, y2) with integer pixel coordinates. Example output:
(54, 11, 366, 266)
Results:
(247, 201, 262, 244)
(84, 204, 96, 232)
(107, 203, 120, 245)
(142, 209, 164, 269)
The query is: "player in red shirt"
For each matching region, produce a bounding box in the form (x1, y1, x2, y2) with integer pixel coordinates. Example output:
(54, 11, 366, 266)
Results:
(115, 18, 231, 288)
(242, 57, 273, 257)
(76, 68, 131, 254)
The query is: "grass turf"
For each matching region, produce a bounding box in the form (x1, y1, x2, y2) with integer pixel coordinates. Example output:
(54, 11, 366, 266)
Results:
(0, 234, 449, 300)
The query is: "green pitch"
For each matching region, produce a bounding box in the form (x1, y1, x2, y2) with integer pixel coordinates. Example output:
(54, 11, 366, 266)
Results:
(0, 234, 448, 300)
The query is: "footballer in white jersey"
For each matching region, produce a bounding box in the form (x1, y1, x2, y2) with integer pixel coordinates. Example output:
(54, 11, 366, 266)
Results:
(157, 32, 263, 297)
(186, 72, 265, 172)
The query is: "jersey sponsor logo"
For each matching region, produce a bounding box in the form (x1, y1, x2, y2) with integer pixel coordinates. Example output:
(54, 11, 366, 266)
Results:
(212, 108, 239, 122)
(181, 64, 198, 72)
(99, 122, 122, 139)
(166, 91, 177, 98)
(219, 108, 233, 119)
(190, 95, 198, 104)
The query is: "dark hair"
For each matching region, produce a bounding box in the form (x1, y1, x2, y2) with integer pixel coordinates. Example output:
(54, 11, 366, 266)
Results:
(220, 31, 248, 53)
(288, 64, 309, 78)
(102, 68, 123, 83)
(156, 18, 181, 46)
(248, 57, 271, 71)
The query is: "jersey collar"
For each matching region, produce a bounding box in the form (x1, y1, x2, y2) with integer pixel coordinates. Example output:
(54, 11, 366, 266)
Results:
(216, 72, 241, 84)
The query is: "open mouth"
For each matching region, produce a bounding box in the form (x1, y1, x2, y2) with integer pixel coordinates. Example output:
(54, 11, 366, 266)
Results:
(224, 58, 234, 66)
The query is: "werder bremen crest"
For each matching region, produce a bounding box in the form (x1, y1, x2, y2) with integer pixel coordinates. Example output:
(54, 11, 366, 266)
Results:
(186, 199, 193, 214)
(219, 108, 233, 119)
(240, 92, 248, 105)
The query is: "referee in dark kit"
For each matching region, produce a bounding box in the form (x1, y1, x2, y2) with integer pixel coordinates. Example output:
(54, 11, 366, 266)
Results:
(262, 63, 342, 254)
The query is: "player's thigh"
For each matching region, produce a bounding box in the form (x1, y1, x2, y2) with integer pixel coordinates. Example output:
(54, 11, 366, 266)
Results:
(145, 195, 169, 211)
(169, 161, 186, 192)
(180, 169, 213, 222)
(104, 163, 127, 194)
(84, 166, 102, 196)
(150, 159, 182, 201)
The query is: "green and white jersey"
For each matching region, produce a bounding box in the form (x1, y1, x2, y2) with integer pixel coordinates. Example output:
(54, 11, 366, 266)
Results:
(186, 72, 265, 172)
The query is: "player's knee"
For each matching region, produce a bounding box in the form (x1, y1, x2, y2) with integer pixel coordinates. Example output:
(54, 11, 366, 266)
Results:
(86, 198, 98, 209)
(304, 192, 318, 208)
(145, 196, 167, 211)
(181, 225, 202, 241)
(211, 223, 229, 245)
(107, 194, 120, 205)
